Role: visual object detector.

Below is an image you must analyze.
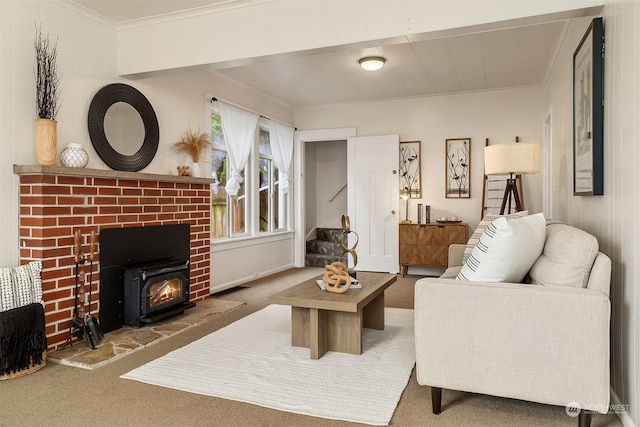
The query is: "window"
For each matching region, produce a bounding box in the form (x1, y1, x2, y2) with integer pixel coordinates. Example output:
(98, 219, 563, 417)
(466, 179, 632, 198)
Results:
(208, 98, 289, 240)
(210, 112, 247, 238)
(258, 125, 286, 233)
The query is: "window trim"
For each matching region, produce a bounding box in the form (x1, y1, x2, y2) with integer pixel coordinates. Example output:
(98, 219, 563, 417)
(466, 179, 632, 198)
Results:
(257, 119, 286, 234)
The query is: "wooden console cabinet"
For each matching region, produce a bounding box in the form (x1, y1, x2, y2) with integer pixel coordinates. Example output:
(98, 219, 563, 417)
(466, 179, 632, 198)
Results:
(399, 223, 467, 276)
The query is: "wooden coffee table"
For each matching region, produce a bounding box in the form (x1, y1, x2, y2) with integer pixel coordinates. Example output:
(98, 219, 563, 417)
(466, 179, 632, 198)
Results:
(268, 271, 397, 359)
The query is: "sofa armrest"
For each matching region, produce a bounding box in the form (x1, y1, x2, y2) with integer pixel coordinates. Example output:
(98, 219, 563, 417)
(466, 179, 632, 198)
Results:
(587, 252, 612, 296)
(448, 244, 466, 267)
(414, 278, 610, 412)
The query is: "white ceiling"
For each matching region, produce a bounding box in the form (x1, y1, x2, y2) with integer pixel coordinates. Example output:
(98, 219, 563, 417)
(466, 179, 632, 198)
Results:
(70, 0, 568, 108)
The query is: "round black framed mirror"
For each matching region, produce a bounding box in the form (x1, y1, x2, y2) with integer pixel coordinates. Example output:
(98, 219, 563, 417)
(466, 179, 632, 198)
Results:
(88, 83, 159, 172)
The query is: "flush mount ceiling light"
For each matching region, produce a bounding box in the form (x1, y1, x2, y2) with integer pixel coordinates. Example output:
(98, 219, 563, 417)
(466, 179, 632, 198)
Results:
(359, 56, 386, 71)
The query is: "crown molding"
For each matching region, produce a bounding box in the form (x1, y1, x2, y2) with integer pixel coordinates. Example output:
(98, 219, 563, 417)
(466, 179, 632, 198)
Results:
(56, 0, 277, 31)
(53, 0, 118, 29)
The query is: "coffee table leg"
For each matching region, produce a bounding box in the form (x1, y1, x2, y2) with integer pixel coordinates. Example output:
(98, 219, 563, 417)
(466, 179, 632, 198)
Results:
(290, 304, 378, 358)
(363, 292, 385, 330)
(327, 311, 362, 355)
(310, 308, 328, 359)
(291, 307, 309, 348)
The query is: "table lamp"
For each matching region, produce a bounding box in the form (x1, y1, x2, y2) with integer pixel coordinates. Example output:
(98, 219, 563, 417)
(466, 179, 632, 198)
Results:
(484, 143, 540, 214)
(401, 191, 411, 223)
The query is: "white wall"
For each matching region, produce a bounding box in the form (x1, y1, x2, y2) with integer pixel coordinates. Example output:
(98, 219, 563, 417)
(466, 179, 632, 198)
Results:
(0, 1, 296, 292)
(306, 140, 348, 231)
(294, 87, 544, 232)
(543, 3, 639, 426)
(210, 234, 294, 291)
(0, 1, 118, 267)
(108, 70, 293, 175)
(542, 16, 596, 224)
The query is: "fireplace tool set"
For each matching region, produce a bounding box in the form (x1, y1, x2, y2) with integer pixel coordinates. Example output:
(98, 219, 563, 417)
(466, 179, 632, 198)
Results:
(66, 230, 104, 349)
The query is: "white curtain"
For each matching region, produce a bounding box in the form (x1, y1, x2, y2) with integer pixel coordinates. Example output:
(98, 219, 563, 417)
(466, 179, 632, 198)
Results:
(269, 121, 295, 193)
(219, 101, 259, 196)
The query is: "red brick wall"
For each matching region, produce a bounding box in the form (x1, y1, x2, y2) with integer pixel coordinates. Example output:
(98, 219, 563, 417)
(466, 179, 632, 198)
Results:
(18, 173, 211, 350)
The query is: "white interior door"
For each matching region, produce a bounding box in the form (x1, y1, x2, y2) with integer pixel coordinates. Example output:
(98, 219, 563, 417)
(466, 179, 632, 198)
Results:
(347, 135, 399, 273)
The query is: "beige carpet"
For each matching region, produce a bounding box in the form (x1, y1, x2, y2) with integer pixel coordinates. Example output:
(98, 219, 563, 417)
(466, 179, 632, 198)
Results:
(48, 298, 245, 369)
(0, 268, 624, 427)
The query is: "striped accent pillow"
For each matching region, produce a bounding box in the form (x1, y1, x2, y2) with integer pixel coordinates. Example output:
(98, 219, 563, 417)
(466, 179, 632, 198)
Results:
(457, 213, 546, 283)
(461, 210, 528, 265)
(0, 261, 43, 312)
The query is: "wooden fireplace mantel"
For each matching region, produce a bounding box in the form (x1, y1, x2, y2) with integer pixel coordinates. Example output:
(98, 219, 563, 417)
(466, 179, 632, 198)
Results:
(13, 164, 216, 184)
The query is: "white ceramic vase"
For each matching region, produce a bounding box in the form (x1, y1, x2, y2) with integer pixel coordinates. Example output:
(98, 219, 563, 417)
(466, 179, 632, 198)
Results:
(191, 162, 201, 178)
(60, 143, 89, 168)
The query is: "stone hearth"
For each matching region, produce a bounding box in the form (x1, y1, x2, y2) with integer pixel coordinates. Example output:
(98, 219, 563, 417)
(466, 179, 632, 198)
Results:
(48, 298, 245, 369)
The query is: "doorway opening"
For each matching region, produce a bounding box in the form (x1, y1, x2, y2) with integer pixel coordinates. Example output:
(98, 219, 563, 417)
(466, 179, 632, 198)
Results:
(304, 140, 347, 237)
(293, 128, 356, 267)
(304, 140, 347, 267)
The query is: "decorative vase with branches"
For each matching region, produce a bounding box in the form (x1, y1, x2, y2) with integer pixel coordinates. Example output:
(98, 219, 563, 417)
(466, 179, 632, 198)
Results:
(34, 26, 60, 165)
(173, 128, 212, 177)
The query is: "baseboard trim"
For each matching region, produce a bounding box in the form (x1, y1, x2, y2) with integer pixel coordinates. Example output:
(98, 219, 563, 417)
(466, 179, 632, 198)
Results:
(209, 264, 296, 293)
(611, 387, 635, 427)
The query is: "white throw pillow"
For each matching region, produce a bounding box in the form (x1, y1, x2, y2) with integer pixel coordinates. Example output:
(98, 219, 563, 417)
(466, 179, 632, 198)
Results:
(529, 223, 599, 288)
(0, 261, 43, 311)
(461, 210, 528, 265)
(457, 213, 546, 283)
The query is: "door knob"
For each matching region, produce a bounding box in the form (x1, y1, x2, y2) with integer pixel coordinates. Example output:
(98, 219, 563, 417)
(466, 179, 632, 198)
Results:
(391, 210, 396, 215)
(392, 170, 397, 174)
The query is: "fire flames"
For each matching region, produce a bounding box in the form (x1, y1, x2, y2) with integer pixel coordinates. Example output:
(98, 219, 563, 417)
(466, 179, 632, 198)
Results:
(149, 278, 181, 307)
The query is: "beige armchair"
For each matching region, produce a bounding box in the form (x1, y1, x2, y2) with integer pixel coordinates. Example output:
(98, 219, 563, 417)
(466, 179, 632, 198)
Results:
(414, 223, 612, 427)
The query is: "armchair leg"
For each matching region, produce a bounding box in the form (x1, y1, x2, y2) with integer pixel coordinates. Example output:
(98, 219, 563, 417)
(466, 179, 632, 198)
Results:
(431, 387, 442, 414)
(578, 411, 592, 427)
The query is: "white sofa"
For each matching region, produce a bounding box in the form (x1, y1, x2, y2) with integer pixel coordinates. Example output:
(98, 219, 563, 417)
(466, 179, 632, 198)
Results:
(414, 221, 611, 427)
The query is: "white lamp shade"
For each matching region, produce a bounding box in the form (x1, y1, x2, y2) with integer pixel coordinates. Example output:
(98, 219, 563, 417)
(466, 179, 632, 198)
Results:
(484, 143, 540, 175)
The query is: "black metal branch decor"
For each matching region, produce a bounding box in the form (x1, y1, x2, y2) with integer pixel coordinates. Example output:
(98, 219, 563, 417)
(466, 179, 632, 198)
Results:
(34, 25, 60, 120)
(445, 138, 471, 198)
(33, 25, 61, 165)
(399, 141, 421, 198)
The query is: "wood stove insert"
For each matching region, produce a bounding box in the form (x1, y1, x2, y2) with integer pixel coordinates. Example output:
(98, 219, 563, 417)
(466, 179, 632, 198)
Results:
(123, 259, 194, 327)
(99, 224, 192, 332)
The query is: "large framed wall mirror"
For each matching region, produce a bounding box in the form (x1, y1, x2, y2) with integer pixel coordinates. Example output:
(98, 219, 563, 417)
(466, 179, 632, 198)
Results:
(88, 83, 159, 172)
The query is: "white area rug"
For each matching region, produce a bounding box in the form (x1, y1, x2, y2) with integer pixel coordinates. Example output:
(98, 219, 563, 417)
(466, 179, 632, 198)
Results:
(121, 304, 415, 426)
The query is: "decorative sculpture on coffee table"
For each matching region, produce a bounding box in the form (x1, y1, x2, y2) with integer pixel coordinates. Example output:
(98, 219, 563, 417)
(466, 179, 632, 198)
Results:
(323, 261, 351, 293)
(322, 215, 359, 293)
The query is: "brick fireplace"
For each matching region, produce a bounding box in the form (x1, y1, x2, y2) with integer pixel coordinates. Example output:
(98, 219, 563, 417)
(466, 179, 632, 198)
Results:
(14, 165, 213, 350)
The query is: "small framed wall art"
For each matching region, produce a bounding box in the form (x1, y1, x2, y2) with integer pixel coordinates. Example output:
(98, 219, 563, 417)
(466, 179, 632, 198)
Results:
(399, 141, 421, 198)
(445, 138, 471, 198)
(573, 17, 604, 196)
